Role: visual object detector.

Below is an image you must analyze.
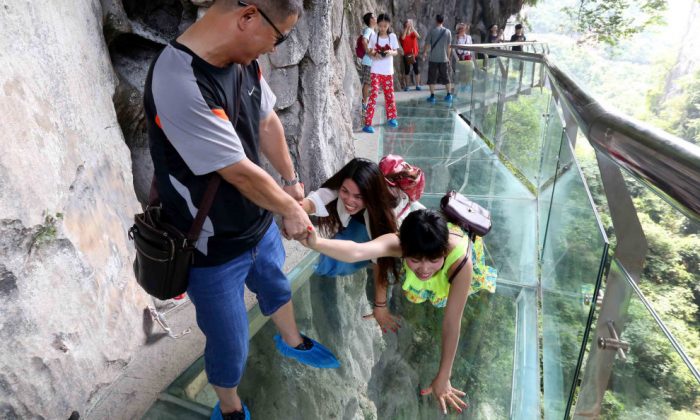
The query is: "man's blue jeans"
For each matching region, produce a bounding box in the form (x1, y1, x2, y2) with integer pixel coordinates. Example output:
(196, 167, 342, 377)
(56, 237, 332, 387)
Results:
(187, 223, 291, 387)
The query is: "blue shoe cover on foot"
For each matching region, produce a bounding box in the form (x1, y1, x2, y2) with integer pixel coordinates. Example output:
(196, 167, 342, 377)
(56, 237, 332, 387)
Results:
(445, 93, 453, 102)
(274, 334, 341, 368)
(427, 95, 436, 103)
(362, 125, 375, 134)
(387, 119, 399, 128)
(416, 85, 422, 91)
(211, 401, 250, 420)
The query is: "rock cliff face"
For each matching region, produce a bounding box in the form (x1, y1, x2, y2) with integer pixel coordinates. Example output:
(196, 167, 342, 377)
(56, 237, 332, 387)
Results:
(0, 0, 524, 417)
(0, 1, 148, 418)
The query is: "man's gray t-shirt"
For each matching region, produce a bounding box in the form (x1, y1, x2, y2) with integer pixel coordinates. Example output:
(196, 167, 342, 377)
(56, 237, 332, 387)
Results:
(425, 26, 452, 63)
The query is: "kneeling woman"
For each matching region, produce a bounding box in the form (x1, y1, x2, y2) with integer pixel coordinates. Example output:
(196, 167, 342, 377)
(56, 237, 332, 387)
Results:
(300, 209, 494, 414)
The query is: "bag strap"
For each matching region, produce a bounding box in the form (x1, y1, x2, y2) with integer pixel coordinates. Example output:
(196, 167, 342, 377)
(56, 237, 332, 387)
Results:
(431, 28, 446, 50)
(448, 239, 471, 284)
(151, 65, 245, 242)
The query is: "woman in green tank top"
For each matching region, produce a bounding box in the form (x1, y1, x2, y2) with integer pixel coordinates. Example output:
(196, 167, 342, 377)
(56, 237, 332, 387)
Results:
(299, 209, 495, 415)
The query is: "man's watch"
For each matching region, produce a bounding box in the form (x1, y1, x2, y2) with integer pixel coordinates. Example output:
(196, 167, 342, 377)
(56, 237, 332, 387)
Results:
(281, 171, 300, 187)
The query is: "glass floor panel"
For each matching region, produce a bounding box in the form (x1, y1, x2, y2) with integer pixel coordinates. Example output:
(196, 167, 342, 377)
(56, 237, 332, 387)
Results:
(147, 96, 542, 419)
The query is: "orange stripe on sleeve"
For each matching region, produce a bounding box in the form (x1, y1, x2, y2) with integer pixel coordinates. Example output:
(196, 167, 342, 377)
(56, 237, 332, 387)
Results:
(155, 115, 162, 128)
(211, 108, 229, 121)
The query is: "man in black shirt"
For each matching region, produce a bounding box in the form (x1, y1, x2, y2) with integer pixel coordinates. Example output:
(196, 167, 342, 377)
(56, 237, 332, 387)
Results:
(510, 24, 527, 51)
(144, 1, 339, 418)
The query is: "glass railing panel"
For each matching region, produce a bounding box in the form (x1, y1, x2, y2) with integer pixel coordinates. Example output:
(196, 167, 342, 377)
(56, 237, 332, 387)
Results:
(453, 59, 474, 110)
(619, 173, 700, 371)
(540, 137, 609, 420)
(506, 58, 525, 97)
(498, 87, 551, 186)
(522, 60, 534, 90)
(538, 96, 565, 252)
(577, 258, 700, 418)
(575, 137, 700, 373)
(469, 61, 488, 134)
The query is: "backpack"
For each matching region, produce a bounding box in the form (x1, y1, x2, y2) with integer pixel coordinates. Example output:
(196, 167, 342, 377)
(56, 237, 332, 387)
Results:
(379, 154, 425, 202)
(355, 34, 366, 58)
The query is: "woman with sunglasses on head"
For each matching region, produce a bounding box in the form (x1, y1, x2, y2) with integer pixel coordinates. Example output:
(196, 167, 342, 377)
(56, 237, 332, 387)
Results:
(300, 158, 424, 277)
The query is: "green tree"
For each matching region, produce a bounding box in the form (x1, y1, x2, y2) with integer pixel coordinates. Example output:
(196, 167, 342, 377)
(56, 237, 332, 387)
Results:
(562, 0, 667, 45)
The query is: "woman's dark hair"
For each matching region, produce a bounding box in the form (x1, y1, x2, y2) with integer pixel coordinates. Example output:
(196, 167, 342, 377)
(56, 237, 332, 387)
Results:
(399, 209, 450, 260)
(376, 13, 392, 34)
(318, 158, 400, 286)
(363, 12, 374, 26)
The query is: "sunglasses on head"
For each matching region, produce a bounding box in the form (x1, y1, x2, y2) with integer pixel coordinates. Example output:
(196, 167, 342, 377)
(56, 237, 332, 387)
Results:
(238, 1, 289, 46)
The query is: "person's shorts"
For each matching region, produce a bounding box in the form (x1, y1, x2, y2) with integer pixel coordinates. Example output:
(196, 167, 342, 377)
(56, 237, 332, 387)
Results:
(403, 55, 421, 75)
(361, 64, 372, 86)
(427, 61, 451, 85)
(187, 223, 291, 387)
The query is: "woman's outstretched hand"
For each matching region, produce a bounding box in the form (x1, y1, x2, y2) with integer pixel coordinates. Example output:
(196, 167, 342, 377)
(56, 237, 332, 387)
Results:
(362, 306, 401, 334)
(420, 377, 468, 415)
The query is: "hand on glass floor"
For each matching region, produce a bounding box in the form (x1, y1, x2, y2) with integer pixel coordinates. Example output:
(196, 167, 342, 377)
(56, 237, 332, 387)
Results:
(420, 377, 468, 415)
(362, 306, 401, 334)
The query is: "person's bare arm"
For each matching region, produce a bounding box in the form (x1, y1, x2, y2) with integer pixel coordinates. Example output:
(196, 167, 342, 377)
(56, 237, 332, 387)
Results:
(421, 254, 472, 414)
(258, 112, 303, 201)
(300, 228, 401, 262)
(364, 268, 401, 333)
(217, 159, 310, 239)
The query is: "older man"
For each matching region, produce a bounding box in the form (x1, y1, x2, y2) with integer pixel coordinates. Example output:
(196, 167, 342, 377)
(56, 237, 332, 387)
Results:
(143, 1, 339, 418)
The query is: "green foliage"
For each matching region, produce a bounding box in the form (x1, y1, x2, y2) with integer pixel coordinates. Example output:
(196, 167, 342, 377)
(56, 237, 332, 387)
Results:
(562, 0, 667, 46)
(647, 69, 700, 146)
(31, 213, 63, 248)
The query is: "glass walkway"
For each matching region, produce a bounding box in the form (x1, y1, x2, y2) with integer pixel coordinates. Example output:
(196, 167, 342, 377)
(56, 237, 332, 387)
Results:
(143, 44, 700, 419)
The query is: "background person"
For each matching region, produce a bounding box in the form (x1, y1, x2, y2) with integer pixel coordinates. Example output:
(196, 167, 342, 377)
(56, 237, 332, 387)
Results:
(360, 12, 377, 112)
(423, 14, 453, 104)
(452, 22, 473, 91)
(364, 13, 400, 133)
(400, 19, 422, 91)
(510, 23, 526, 51)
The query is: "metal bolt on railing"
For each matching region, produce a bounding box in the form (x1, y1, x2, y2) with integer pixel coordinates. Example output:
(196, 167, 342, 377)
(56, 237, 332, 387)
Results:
(583, 290, 604, 308)
(597, 320, 630, 361)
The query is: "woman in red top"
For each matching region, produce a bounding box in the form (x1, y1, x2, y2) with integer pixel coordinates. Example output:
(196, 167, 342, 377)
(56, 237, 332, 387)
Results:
(400, 19, 422, 91)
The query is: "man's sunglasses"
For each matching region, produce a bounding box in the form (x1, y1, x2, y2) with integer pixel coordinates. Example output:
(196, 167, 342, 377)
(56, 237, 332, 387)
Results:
(238, 1, 289, 46)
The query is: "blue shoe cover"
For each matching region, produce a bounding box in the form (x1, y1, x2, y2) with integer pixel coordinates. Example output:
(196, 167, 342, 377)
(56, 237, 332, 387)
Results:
(211, 401, 250, 420)
(362, 125, 375, 134)
(427, 95, 436, 103)
(274, 334, 341, 369)
(416, 85, 422, 91)
(387, 119, 399, 128)
(445, 93, 453, 102)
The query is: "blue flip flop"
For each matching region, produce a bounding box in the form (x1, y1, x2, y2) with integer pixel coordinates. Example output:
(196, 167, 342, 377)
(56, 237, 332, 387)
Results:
(211, 401, 250, 420)
(274, 334, 341, 369)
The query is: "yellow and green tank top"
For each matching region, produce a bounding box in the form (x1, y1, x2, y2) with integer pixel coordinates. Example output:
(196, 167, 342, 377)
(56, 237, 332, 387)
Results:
(402, 223, 497, 308)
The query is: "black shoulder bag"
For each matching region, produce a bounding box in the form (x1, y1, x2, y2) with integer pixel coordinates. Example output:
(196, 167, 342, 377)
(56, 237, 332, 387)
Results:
(129, 66, 243, 300)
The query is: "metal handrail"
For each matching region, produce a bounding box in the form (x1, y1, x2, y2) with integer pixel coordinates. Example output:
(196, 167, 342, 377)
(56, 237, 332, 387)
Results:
(450, 45, 700, 220)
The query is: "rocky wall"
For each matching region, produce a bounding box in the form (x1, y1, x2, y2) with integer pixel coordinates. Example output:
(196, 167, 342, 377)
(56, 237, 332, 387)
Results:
(0, 0, 149, 418)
